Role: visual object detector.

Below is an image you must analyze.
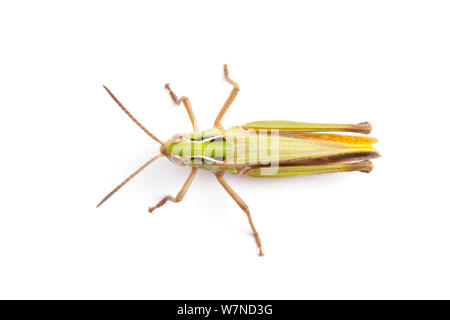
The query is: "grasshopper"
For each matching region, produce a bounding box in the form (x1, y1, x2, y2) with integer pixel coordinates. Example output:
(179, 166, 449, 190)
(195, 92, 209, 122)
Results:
(97, 65, 380, 256)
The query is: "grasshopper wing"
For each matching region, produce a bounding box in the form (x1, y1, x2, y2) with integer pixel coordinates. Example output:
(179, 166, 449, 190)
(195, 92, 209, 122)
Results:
(242, 120, 372, 134)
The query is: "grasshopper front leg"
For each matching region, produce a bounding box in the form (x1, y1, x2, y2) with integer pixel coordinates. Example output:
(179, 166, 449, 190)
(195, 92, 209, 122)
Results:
(149, 168, 197, 213)
(215, 171, 264, 257)
(164, 83, 199, 132)
(214, 64, 240, 129)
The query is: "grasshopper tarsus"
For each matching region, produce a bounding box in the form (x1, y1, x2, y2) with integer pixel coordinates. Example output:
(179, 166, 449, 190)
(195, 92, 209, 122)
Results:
(164, 83, 199, 131)
(164, 83, 180, 105)
(148, 168, 198, 214)
(223, 64, 229, 76)
(223, 64, 240, 90)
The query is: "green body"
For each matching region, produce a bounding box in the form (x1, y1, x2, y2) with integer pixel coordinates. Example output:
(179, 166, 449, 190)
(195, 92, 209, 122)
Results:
(161, 121, 380, 178)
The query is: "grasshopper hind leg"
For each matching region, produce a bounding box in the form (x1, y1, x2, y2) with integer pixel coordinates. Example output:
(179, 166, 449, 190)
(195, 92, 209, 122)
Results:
(244, 160, 375, 178)
(215, 171, 264, 257)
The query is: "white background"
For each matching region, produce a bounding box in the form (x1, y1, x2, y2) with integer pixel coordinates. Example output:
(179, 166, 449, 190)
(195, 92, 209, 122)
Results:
(1, 1, 449, 299)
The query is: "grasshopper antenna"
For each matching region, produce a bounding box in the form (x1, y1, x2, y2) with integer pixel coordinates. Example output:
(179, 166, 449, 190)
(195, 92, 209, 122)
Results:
(103, 85, 163, 145)
(96, 154, 164, 208)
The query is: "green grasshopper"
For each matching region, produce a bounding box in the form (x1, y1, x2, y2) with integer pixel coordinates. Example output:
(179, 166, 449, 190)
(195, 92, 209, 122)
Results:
(97, 65, 380, 256)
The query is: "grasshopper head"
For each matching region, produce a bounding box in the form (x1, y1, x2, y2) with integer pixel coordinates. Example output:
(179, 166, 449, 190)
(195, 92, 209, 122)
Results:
(160, 133, 194, 166)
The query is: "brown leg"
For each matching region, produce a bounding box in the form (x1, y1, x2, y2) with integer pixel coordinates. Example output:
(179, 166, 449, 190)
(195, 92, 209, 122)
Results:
(148, 168, 197, 213)
(164, 83, 199, 132)
(215, 171, 264, 256)
(214, 64, 240, 129)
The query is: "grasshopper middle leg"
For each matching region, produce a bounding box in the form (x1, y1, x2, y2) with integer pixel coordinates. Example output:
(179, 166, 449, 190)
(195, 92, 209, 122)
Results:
(215, 171, 264, 256)
(149, 168, 197, 213)
(214, 64, 240, 129)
